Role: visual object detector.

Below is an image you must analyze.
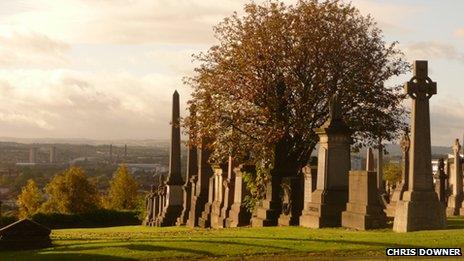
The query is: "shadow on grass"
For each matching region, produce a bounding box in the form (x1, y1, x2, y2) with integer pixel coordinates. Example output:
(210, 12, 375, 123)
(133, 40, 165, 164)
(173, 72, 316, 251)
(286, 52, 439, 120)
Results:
(0, 252, 136, 261)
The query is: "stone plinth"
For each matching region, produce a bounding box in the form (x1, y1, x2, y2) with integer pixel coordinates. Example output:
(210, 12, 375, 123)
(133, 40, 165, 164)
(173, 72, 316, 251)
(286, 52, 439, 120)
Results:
(225, 164, 253, 227)
(0, 219, 51, 250)
(299, 164, 318, 227)
(301, 94, 351, 228)
(342, 171, 387, 230)
(278, 175, 304, 226)
(251, 169, 283, 227)
(434, 158, 447, 206)
(211, 165, 228, 228)
(198, 176, 215, 228)
(218, 157, 235, 228)
(393, 60, 446, 232)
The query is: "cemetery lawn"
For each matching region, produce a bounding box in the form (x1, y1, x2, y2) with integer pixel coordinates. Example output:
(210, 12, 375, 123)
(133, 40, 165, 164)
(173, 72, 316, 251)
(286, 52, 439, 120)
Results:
(1, 217, 464, 260)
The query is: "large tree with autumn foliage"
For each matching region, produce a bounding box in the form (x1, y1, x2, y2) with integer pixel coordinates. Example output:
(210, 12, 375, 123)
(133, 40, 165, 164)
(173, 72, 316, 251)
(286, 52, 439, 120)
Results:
(186, 0, 408, 173)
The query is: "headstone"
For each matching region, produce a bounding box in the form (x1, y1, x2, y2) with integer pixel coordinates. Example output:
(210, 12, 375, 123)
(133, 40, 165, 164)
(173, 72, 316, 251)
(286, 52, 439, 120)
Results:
(277, 175, 304, 226)
(176, 106, 198, 226)
(300, 94, 351, 228)
(299, 160, 318, 226)
(142, 185, 156, 226)
(198, 175, 215, 228)
(446, 139, 463, 216)
(0, 219, 51, 250)
(341, 170, 387, 230)
(225, 164, 253, 227)
(366, 148, 375, 171)
(386, 131, 410, 217)
(157, 91, 184, 226)
(219, 157, 236, 227)
(187, 140, 213, 227)
(393, 60, 446, 232)
(434, 158, 447, 206)
(210, 164, 228, 228)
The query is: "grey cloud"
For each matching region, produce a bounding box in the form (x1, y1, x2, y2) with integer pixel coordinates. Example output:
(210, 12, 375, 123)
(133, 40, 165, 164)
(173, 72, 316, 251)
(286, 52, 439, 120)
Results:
(403, 42, 464, 63)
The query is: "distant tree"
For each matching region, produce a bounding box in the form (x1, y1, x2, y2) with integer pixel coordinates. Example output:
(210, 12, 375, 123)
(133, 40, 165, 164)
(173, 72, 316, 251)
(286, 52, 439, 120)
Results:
(103, 165, 139, 210)
(384, 162, 402, 185)
(41, 166, 100, 214)
(16, 179, 44, 218)
(185, 0, 408, 172)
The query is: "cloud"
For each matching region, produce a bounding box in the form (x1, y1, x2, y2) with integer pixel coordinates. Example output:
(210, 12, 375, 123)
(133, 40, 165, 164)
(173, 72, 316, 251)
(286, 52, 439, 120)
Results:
(431, 97, 464, 145)
(454, 28, 464, 39)
(402, 41, 464, 63)
(0, 68, 190, 139)
(0, 30, 70, 67)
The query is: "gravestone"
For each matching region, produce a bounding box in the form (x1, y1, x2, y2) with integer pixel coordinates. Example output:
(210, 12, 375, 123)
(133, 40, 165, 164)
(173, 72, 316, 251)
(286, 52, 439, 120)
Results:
(434, 158, 447, 206)
(393, 60, 446, 232)
(157, 91, 184, 226)
(299, 160, 318, 227)
(278, 175, 304, 226)
(386, 131, 410, 217)
(142, 185, 156, 226)
(341, 170, 387, 230)
(198, 175, 215, 228)
(377, 140, 386, 197)
(176, 107, 198, 226)
(446, 139, 463, 216)
(225, 164, 253, 227)
(0, 219, 51, 250)
(210, 164, 228, 228)
(301, 94, 351, 228)
(186, 140, 213, 227)
(219, 156, 235, 227)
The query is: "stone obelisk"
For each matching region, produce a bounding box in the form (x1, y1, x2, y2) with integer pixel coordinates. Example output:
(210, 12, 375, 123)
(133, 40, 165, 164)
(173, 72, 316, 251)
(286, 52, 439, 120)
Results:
(447, 139, 463, 216)
(158, 90, 184, 226)
(393, 60, 446, 232)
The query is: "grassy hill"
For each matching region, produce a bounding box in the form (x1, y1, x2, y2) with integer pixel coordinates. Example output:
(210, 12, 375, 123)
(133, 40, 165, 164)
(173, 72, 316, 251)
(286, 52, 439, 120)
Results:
(1, 217, 464, 260)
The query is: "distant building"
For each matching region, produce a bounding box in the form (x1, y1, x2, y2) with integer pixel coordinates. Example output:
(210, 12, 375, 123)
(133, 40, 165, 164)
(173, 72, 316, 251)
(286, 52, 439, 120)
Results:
(49, 146, 57, 164)
(29, 147, 38, 163)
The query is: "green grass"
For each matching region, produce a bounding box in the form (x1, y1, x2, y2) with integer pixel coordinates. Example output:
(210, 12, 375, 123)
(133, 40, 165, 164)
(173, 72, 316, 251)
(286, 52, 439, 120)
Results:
(1, 217, 464, 260)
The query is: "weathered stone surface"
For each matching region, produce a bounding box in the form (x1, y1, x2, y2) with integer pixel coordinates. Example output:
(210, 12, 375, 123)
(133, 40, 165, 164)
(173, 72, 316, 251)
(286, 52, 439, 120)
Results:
(393, 60, 446, 232)
(225, 164, 253, 228)
(218, 157, 235, 228)
(0, 219, 51, 250)
(386, 131, 410, 218)
(366, 148, 375, 171)
(301, 94, 351, 228)
(198, 175, 215, 228)
(210, 164, 228, 228)
(342, 171, 387, 230)
(142, 185, 155, 226)
(434, 158, 447, 206)
(187, 141, 213, 228)
(299, 161, 317, 226)
(447, 139, 463, 216)
(278, 175, 304, 226)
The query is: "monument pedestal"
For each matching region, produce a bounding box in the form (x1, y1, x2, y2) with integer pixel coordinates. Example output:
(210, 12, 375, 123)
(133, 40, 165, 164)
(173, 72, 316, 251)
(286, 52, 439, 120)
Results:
(225, 165, 253, 227)
(251, 172, 282, 227)
(158, 185, 183, 226)
(446, 195, 462, 216)
(341, 171, 387, 230)
(278, 176, 304, 226)
(393, 191, 445, 232)
(198, 177, 215, 228)
(301, 188, 348, 228)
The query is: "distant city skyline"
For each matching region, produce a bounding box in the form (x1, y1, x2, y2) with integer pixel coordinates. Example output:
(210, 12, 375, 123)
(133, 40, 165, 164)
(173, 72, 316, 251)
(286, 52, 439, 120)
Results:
(0, 0, 463, 145)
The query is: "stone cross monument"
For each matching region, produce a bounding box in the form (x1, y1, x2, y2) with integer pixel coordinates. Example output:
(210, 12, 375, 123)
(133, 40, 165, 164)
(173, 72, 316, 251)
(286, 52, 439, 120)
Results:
(393, 60, 445, 232)
(157, 90, 184, 226)
(447, 139, 463, 216)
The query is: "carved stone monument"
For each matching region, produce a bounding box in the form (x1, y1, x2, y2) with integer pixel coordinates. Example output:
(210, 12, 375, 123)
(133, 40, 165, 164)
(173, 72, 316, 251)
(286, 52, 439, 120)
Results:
(386, 131, 410, 218)
(218, 157, 235, 227)
(393, 60, 446, 232)
(446, 139, 463, 216)
(341, 170, 387, 230)
(301, 94, 351, 228)
(277, 175, 304, 226)
(198, 175, 215, 228)
(366, 148, 375, 171)
(434, 158, 447, 206)
(210, 164, 228, 228)
(157, 91, 184, 226)
(225, 164, 253, 227)
(299, 161, 318, 227)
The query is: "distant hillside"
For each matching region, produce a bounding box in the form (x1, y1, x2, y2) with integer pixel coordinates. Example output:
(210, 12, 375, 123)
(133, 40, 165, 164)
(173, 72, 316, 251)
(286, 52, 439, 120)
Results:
(0, 137, 170, 147)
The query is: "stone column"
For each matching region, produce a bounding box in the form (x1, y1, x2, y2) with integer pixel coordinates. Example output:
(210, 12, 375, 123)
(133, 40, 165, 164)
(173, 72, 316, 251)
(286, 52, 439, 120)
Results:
(434, 158, 447, 206)
(176, 106, 198, 226)
(301, 94, 351, 228)
(299, 162, 318, 226)
(366, 148, 375, 171)
(211, 164, 228, 228)
(219, 156, 235, 227)
(447, 139, 463, 216)
(386, 131, 410, 217)
(158, 91, 184, 226)
(199, 175, 215, 228)
(393, 60, 446, 232)
(226, 164, 253, 227)
(187, 141, 213, 227)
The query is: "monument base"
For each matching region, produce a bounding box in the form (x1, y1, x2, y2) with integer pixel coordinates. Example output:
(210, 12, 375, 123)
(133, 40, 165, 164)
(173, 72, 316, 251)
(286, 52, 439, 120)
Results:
(251, 200, 281, 227)
(198, 202, 213, 228)
(300, 188, 347, 228)
(225, 203, 251, 227)
(341, 204, 387, 230)
(186, 190, 208, 228)
(393, 190, 446, 232)
(210, 202, 223, 228)
(157, 205, 183, 227)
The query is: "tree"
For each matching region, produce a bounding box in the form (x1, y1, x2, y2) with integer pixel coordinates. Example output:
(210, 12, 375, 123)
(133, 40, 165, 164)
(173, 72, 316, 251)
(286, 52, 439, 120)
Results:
(185, 0, 408, 173)
(104, 165, 139, 210)
(384, 162, 402, 186)
(42, 166, 100, 214)
(16, 179, 44, 218)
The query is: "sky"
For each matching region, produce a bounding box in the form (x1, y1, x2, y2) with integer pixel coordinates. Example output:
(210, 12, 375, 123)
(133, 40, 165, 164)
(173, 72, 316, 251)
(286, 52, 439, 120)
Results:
(0, 0, 463, 145)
